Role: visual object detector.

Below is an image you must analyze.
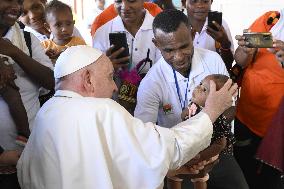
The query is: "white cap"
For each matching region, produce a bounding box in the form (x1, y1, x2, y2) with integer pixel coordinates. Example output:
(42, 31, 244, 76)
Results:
(54, 45, 103, 79)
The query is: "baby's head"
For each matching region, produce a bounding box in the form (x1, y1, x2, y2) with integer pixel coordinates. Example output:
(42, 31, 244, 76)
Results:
(45, 0, 74, 42)
(192, 74, 229, 107)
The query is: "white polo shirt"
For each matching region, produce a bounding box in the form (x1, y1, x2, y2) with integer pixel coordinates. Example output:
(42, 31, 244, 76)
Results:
(193, 18, 234, 52)
(135, 48, 229, 128)
(92, 10, 161, 73)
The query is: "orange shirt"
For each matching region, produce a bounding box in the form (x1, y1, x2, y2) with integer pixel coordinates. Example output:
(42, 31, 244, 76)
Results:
(236, 11, 284, 137)
(41, 36, 86, 52)
(90, 2, 162, 36)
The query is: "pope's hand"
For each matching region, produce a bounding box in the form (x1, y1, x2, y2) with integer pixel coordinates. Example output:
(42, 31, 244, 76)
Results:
(203, 79, 238, 122)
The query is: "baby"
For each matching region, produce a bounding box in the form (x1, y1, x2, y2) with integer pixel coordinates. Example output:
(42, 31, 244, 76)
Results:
(168, 74, 235, 189)
(0, 56, 30, 146)
(41, 0, 86, 64)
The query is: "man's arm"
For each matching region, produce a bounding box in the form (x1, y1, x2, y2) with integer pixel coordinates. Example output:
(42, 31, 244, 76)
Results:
(206, 20, 234, 71)
(0, 145, 21, 165)
(134, 78, 160, 123)
(0, 37, 54, 90)
(234, 35, 257, 68)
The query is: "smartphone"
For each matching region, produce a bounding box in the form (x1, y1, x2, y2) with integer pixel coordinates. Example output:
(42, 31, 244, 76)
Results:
(243, 32, 273, 48)
(109, 32, 129, 60)
(208, 11, 222, 31)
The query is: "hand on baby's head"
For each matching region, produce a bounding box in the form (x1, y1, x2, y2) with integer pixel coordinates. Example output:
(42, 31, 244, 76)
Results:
(181, 74, 230, 121)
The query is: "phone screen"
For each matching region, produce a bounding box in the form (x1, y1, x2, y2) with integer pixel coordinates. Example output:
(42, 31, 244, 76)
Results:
(109, 32, 129, 60)
(208, 11, 222, 31)
(243, 32, 273, 48)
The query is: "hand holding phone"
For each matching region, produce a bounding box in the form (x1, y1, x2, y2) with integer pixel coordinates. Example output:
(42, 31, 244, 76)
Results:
(109, 32, 130, 60)
(208, 11, 222, 31)
(243, 32, 273, 48)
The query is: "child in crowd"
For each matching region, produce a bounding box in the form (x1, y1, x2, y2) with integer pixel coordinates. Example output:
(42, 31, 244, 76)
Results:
(168, 74, 236, 189)
(41, 0, 86, 64)
(0, 57, 30, 146)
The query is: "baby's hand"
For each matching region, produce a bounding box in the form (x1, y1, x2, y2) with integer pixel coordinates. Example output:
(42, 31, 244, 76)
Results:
(45, 49, 61, 60)
(181, 103, 198, 121)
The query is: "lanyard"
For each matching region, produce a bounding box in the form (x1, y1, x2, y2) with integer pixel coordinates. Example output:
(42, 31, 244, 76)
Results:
(172, 68, 191, 110)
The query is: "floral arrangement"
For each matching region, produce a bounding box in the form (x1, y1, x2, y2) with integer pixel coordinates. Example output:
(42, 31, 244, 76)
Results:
(163, 104, 172, 114)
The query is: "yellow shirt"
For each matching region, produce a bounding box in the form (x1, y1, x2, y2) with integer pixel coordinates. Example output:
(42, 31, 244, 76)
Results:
(41, 36, 86, 53)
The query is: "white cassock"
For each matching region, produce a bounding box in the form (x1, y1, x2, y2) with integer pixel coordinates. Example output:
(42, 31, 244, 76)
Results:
(17, 90, 213, 189)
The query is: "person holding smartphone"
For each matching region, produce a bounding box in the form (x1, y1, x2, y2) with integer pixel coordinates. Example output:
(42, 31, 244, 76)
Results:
(92, 0, 162, 72)
(92, 0, 162, 114)
(234, 8, 284, 189)
(182, 0, 234, 72)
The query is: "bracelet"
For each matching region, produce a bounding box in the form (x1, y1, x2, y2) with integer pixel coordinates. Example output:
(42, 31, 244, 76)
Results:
(191, 173, 209, 182)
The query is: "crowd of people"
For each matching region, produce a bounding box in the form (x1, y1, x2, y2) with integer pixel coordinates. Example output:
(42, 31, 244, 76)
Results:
(0, 0, 283, 189)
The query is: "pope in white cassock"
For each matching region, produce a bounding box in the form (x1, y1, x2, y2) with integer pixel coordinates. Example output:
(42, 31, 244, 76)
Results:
(17, 45, 237, 189)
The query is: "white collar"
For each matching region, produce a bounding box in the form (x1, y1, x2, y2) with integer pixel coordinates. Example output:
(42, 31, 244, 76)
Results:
(195, 18, 208, 35)
(24, 26, 49, 41)
(54, 90, 84, 98)
(112, 9, 153, 34)
(162, 48, 205, 82)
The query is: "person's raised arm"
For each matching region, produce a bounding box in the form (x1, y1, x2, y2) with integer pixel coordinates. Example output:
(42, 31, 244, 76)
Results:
(234, 33, 258, 68)
(0, 38, 54, 90)
(207, 21, 234, 71)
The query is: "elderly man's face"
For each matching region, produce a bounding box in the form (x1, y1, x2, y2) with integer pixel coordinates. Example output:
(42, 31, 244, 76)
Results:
(153, 22, 194, 77)
(89, 55, 118, 98)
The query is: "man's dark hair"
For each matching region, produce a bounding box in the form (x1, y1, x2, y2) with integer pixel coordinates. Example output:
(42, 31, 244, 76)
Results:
(45, 0, 73, 21)
(153, 9, 189, 34)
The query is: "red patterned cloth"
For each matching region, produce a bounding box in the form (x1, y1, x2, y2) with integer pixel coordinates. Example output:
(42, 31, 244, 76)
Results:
(256, 97, 284, 175)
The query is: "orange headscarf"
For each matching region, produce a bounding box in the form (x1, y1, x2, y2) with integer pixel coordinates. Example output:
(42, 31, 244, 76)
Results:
(90, 2, 162, 37)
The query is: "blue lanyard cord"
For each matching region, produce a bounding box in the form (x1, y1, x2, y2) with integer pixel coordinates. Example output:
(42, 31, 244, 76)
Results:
(172, 69, 190, 110)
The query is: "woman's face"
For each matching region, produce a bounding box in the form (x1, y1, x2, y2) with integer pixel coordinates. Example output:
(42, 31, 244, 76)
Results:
(19, 0, 45, 30)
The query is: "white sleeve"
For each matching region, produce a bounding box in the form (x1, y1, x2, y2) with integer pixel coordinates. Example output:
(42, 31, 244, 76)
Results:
(169, 112, 213, 169)
(214, 53, 229, 76)
(134, 78, 160, 123)
(30, 34, 53, 70)
(117, 101, 212, 171)
(92, 27, 110, 53)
